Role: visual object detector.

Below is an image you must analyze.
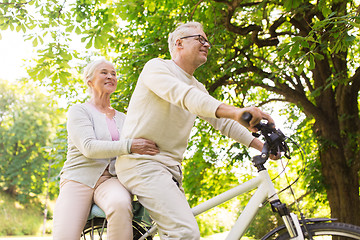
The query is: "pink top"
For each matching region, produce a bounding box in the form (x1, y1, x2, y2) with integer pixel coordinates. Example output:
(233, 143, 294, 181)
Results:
(106, 117, 119, 141)
(86, 102, 119, 141)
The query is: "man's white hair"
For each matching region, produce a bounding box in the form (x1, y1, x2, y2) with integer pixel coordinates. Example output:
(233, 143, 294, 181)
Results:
(168, 22, 204, 58)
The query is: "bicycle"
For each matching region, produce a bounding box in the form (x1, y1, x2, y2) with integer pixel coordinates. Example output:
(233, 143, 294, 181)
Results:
(81, 113, 360, 239)
(81, 200, 153, 240)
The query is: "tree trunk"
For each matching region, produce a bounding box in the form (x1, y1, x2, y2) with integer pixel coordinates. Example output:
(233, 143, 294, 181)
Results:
(319, 146, 360, 225)
(316, 119, 360, 226)
(5, 185, 17, 197)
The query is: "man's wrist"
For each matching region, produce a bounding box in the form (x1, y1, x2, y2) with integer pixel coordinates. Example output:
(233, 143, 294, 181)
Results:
(215, 103, 242, 120)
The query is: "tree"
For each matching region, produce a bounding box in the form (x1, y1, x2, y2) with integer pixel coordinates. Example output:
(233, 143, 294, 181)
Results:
(1, 0, 359, 225)
(0, 80, 62, 203)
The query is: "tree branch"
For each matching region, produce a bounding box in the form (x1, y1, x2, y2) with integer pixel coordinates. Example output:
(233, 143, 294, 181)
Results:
(218, 0, 281, 47)
(301, 71, 314, 92)
(189, 0, 205, 20)
(258, 98, 288, 107)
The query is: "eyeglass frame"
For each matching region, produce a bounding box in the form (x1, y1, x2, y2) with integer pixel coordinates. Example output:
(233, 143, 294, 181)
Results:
(179, 34, 212, 49)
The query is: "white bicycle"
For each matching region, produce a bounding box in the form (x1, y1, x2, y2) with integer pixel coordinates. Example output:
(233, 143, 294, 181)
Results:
(82, 113, 360, 240)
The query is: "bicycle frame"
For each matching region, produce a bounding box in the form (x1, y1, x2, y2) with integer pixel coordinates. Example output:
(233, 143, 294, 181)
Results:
(140, 168, 287, 240)
(138, 120, 305, 240)
(194, 169, 279, 240)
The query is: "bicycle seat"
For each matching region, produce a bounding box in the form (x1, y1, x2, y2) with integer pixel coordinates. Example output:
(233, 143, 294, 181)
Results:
(88, 204, 106, 220)
(87, 201, 152, 224)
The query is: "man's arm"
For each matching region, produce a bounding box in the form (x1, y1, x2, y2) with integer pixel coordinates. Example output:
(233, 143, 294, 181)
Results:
(215, 103, 281, 160)
(215, 103, 274, 132)
(249, 138, 263, 152)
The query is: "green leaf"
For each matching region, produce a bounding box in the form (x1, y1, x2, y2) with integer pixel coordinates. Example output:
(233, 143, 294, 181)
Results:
(59, 72, 69, 84)
(148, 2, 156, 12)
(289, 42, 300, 56)
(313, 53, 324, 60)
(85, 38, 93, 49)
(309, 54, 315, 70)
(38, 69, 45, 80)
(278, 44, 291, 57)
(347, 20, 360, 28)
(345, 35, 355, 42)
(296, 62, 305, 75)
(309, 86, 323, 98)
(65, 25, 74, 32)
(81, 36, 88, 42)
(38, 36, 44, 44)
(321, 8, 332, 17)
(300, 40, 309, 48)
(94, 36, 102, 49)
(0, 24, 8, 30)
(32, 37, 38, 47)
(75, 26, 81, 34)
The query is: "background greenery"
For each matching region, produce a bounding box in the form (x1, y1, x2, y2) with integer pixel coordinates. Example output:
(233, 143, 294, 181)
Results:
(0, 0, 359, 237)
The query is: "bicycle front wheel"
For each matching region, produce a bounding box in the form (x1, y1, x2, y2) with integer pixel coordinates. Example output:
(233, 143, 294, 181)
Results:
(277, 222, 360, 240)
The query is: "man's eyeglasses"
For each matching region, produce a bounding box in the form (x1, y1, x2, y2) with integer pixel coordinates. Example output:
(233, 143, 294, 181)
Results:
(180, 34, 212, 49)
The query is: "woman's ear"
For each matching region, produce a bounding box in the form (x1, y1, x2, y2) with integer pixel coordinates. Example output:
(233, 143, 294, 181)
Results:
(87, 80, 93, 88)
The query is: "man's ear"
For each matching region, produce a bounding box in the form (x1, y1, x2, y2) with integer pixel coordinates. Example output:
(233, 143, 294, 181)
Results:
(175, 39, 183, 48)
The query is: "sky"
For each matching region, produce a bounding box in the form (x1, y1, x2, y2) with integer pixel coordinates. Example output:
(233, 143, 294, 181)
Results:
(0, 30, 35, 82)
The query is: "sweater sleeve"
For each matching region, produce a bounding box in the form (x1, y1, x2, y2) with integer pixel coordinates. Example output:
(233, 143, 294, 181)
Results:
(66, 105, 130, 159)
(141, 59, 222, 118)
(201, 116, 255, 147)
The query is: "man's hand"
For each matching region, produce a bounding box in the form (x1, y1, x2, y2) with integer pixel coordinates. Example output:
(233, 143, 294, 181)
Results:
(269, 151, 281, 160)
(249, 138, 282, 160)
(131, 138, 160, 155)
(215, 104, 275, 132)
(238, 106, 274, 132)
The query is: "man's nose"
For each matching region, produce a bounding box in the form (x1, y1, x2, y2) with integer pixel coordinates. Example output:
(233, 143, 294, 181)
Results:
(203, 41, 211, 49)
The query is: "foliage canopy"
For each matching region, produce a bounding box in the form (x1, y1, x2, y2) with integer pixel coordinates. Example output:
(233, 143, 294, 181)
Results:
(1, 0, 359, 231)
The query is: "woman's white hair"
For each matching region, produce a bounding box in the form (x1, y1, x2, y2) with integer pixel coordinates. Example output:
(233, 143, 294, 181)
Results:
(168, 22, 203, 58)
(83, 58, 114, 95)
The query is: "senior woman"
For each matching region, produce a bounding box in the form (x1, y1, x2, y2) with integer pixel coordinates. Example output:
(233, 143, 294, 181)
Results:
(53, 58, 159, 240)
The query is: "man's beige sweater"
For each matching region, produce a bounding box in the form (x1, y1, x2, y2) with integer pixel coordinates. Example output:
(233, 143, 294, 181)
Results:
(117, 58, 254, 166)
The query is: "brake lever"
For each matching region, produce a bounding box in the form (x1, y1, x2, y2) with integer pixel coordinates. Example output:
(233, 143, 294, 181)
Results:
(242, 112, 290, 159)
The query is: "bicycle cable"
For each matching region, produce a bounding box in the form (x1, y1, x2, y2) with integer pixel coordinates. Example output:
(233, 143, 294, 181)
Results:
(263, 136, 308, 206)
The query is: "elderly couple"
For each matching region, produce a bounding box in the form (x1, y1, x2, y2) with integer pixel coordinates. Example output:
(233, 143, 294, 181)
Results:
(53, 21, 277, 240)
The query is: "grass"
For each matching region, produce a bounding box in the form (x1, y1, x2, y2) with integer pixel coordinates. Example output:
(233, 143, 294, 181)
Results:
(0, 191, 44, 236)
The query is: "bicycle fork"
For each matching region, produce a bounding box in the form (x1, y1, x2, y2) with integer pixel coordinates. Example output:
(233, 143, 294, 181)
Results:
(271, 200, 306, 240)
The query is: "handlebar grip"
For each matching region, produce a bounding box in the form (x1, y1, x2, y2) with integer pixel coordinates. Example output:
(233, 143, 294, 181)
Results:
(241, 112, 253, 123)
(241, 112, 263, 134)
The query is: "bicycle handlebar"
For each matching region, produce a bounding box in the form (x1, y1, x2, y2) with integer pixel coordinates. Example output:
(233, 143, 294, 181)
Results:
(242, 112, 290, 159)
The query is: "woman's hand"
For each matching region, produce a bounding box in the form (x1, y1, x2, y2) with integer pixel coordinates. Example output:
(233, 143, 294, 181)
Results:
(131, 138, 159, 155)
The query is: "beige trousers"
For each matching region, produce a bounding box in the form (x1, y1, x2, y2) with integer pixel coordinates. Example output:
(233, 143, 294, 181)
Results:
(53, 169, 133, 240)
(116, 159, 200, 240)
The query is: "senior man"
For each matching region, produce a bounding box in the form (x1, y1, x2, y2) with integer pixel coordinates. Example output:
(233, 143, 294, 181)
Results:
(116, 22, 275, 240)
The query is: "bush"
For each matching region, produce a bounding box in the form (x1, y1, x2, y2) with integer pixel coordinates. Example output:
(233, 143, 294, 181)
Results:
(0, 191, 43, 236)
